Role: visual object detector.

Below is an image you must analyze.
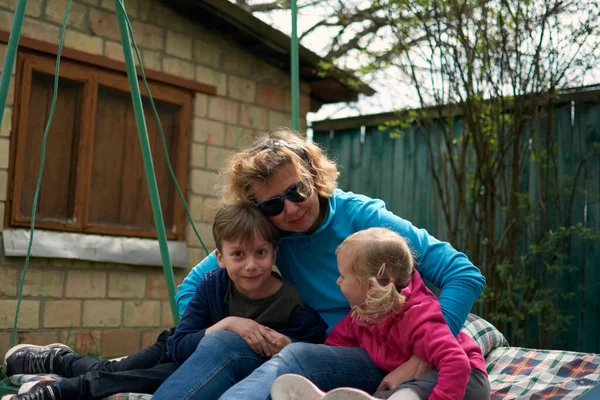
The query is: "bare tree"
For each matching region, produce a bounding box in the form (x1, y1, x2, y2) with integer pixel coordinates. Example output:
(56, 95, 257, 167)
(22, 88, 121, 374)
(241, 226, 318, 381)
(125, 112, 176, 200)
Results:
(378, 0, 600, 347)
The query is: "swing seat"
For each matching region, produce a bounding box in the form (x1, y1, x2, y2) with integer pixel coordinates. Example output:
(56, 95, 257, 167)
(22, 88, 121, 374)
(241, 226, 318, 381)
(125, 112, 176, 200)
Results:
(2, 315, 600, 399)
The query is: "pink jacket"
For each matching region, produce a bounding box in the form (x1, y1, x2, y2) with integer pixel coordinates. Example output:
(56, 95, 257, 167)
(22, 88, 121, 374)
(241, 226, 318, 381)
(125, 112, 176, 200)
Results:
(325, 271, 486, 400)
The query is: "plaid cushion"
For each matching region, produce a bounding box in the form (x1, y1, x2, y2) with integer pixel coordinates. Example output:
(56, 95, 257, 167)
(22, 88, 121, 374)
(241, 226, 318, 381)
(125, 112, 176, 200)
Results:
(7, 374, 62, 386)
(487, 346, 600, 399)
(463, 313, 509, 357)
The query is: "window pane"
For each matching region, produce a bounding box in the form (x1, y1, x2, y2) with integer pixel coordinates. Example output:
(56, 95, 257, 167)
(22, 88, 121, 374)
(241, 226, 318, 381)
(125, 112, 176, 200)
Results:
(89, 86, 178, 233)
(20, 71, 82, 223)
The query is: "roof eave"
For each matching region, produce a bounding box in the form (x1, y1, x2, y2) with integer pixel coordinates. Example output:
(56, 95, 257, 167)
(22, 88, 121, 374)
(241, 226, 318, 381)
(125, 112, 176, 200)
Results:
(167, 0, 375, 105)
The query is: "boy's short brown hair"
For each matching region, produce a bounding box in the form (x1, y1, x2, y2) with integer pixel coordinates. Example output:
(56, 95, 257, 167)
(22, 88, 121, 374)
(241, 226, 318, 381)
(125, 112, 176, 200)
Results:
(212, 203, 280, 252)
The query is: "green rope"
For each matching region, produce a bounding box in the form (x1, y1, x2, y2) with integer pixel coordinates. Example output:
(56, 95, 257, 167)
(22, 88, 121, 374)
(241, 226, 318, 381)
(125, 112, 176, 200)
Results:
(9, 0, 73, 348)
(117, 1, 209, 257)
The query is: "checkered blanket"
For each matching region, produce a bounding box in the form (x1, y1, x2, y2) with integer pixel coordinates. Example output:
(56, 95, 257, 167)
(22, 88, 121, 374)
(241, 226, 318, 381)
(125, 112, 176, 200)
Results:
(487, 346, 600, 399)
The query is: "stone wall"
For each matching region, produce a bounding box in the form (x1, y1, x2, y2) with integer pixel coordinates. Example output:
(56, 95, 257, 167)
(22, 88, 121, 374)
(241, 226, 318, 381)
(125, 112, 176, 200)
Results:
(0, 0, 312, 358)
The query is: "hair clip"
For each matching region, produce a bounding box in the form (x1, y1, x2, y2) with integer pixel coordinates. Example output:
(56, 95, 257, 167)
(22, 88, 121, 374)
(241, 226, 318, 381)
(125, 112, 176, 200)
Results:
(274, 140, 306, 153)
(377, 263, 386, 278)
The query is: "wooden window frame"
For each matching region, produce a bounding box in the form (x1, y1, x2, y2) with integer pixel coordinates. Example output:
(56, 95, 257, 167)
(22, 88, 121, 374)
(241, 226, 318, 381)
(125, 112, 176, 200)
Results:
(7, 50, 192, 241)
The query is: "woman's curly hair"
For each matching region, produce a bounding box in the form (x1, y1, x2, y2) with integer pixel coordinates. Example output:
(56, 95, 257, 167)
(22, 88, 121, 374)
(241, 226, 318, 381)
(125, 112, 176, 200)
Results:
(218, 127, 339, 205)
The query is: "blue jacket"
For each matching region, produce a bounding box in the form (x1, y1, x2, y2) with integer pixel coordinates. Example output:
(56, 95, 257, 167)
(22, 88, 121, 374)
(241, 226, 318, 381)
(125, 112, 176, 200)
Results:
(175, 189, 486, 336)
(167, 268, 328, 363)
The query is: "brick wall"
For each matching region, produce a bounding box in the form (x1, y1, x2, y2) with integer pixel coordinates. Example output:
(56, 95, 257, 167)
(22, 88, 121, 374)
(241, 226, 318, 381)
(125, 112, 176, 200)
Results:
(0, 0, 312, 358)
(0, 256, 182, 357)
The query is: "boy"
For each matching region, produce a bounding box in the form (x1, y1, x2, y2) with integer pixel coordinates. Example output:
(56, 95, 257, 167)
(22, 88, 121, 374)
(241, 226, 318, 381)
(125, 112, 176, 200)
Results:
(2, 204, 327, 400)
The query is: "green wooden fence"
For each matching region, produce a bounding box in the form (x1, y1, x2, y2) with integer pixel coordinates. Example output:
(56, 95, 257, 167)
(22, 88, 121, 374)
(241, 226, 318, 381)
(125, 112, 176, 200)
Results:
(313, 100, 600, 353)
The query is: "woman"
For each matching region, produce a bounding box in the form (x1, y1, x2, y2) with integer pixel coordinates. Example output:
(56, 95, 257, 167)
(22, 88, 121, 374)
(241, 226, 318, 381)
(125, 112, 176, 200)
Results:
(158, 128, 485, 399)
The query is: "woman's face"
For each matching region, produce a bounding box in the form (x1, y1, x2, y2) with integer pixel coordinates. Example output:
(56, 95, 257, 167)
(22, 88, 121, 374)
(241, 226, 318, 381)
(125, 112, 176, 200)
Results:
(252, 163, 321, 233)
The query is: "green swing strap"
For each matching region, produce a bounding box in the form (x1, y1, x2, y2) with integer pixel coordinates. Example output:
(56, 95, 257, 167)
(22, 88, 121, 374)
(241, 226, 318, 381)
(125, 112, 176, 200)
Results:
(116, 1, 210, 260)
(114, 0, 179, 324)
(0, 0, 25, 127)
(291, 0, 299, 131)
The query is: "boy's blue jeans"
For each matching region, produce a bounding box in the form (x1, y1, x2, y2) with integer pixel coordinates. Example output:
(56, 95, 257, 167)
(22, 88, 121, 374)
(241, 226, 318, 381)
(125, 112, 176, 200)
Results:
(153, 330, 386, 400)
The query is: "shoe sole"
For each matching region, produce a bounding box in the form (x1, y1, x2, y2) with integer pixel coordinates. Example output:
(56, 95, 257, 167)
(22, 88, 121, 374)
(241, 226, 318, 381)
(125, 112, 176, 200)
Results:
(2, 343, 73, 377)
(271, 374, 325, 400)
(18, 382, 39, 394)
(322, 387, 380, 400)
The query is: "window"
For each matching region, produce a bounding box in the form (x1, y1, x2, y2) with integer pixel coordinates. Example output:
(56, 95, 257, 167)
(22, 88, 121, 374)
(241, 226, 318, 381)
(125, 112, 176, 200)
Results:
(7, 51, 191, 240)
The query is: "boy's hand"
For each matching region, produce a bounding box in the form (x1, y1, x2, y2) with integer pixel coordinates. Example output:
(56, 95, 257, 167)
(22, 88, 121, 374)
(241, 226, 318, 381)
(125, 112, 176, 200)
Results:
(223, 317, 274, 357)
(376, 354, 432, 391)
(263, 328, 292, 355)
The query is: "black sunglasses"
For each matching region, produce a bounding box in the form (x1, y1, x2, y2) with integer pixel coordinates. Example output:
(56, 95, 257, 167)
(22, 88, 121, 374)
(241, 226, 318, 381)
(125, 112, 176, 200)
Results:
(254, 182, 311, 217)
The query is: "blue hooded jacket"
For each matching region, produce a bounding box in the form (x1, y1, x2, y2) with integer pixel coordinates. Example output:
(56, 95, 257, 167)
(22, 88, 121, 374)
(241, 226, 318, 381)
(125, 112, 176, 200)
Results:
(167, 268, 328, 363)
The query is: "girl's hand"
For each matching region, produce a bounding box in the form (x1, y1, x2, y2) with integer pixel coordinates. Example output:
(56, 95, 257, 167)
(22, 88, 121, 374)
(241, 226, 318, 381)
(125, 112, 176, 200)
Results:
(263, 328, 292, 355)
(376, 354, 432, 392)
(218, 317, 274, 357)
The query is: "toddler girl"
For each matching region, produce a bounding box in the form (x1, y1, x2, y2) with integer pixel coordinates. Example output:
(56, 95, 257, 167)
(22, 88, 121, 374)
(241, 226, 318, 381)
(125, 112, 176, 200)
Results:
(272, 227, 490, 400)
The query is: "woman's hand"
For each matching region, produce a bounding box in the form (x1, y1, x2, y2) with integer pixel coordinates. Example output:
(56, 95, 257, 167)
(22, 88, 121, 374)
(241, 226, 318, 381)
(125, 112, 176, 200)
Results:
(376, 354, 432, 392)
(210, 317, 274, 357)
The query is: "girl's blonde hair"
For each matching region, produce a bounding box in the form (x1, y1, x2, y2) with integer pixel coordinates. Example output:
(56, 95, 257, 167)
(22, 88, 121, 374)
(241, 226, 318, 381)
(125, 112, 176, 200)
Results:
(337, 228, 416, 320)
(219, 127, 339, 204)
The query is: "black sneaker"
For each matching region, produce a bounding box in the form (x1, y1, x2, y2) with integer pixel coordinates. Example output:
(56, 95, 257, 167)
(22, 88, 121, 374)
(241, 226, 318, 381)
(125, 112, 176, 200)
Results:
(3, 344, 73, 376)
(1, 381, 62, 400)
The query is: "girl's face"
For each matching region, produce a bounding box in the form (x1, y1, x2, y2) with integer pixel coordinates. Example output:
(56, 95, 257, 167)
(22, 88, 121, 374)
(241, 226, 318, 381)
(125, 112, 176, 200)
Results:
(336, 250, 369, 308)
(251, 163, 321, 233)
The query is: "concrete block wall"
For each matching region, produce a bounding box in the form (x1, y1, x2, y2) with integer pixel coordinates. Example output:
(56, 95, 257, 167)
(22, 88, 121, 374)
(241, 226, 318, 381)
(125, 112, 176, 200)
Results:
(0, 0, 313, 358)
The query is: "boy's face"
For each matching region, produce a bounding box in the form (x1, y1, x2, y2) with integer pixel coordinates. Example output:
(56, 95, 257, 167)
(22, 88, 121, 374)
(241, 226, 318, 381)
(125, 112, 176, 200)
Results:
(336, 250, 368, 308)
(216, 234, 278, 299)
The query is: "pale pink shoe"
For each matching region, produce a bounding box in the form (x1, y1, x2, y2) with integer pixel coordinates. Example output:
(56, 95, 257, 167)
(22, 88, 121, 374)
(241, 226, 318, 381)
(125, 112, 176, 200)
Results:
(271, 374, 326, 400)
(270, 374, 383, 400)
